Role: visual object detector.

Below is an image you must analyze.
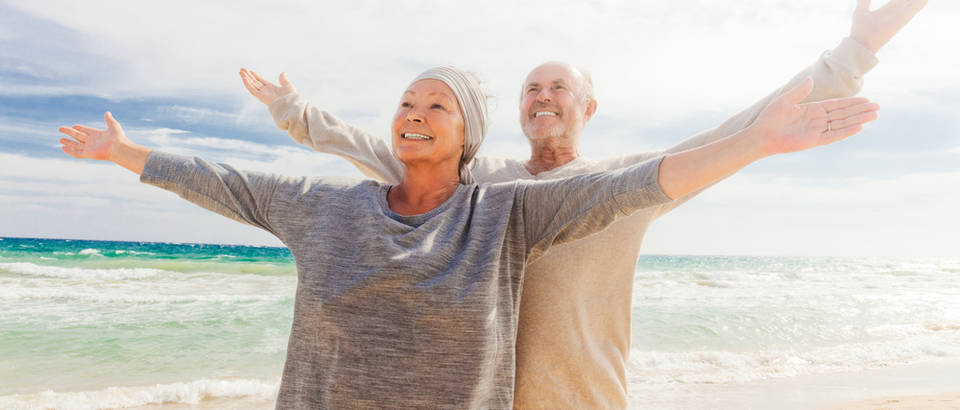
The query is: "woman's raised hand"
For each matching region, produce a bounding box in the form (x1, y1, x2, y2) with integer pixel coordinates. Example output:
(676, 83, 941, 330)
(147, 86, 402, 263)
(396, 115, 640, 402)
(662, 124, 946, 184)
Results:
(58, 112, 151, 175)
(240, 68, 297, 105)
(751, 78, 880, 156)
(58, 112, 130, 161)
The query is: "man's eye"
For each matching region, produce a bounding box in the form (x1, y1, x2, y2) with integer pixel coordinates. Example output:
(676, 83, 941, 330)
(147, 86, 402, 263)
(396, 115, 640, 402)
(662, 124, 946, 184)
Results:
(554, 85, 564, 90)
(432, 104, 445, 109)
(400, 102, 412, 107)
(527, 88, 537, 93)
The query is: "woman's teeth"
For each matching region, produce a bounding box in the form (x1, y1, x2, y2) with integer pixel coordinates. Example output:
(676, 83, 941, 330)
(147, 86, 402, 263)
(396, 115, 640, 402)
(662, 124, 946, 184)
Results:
(403, 133, 432, 140)
(535, 112, 558, 117)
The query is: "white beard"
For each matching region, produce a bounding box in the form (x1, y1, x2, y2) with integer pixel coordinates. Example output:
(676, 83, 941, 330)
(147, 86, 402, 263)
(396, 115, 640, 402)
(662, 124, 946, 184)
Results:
(523, 121, 567, 140)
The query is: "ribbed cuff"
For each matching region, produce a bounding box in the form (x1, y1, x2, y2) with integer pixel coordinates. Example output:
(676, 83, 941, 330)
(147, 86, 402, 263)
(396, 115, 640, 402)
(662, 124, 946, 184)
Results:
(268, 93, 302, 130)
(832, 37, 880, 77)
(611, 155, 672, 215)
(139, 150, 180, 186)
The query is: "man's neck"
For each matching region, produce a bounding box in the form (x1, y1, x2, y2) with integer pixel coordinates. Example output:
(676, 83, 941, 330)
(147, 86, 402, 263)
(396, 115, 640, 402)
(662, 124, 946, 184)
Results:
(524, 136, 580, 175)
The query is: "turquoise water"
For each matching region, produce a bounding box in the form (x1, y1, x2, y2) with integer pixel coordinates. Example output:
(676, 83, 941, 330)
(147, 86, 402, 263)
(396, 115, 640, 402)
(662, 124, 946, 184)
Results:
(0, 237, 295, 401)
(1, 237, 958, 408)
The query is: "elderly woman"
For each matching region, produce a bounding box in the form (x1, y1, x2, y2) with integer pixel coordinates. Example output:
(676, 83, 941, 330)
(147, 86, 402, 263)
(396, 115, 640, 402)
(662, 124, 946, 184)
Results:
(57, 66, 877, 408)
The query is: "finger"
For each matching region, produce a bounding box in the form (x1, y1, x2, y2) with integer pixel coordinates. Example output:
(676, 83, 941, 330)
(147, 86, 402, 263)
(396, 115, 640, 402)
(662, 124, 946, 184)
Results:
(240, 72, 261, 95)
(821, 124, 864, 146)
(104, 112, 122, 131)
(59, 138, 82, 150)
(61, 144, 83, 158)
(250, 70, 272, 87)
(65, 126, 89, 142)
(240, 69, 257, 86)
(856, 0, 871, 13)
(827, 102, 880, 121)
(821, 97, 871, 113)
(279, 72, 291, 87)
(829, 110, 880, 130)
(900, 0, 928, 14)
(59, 138, 86, 158)
(58, 126, 88, 142)
(781, 77, 814, 105)
(72, 125, 101, 135)
(247, 71, 265, 88)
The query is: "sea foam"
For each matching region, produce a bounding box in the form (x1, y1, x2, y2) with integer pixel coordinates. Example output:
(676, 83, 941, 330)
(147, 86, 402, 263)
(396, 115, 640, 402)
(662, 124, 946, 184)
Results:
(0, 262, 163, 281)
(627, 327, 960, 386)
(0, 378, 279, 410)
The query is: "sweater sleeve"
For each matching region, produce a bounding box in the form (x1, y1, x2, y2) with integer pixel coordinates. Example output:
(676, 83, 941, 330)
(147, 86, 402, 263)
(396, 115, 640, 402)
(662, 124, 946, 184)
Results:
(269, 93, 405, 184)
(596, 37, 878, 217)
(139, 151, 289, 239)
(521, 156, 670, 262)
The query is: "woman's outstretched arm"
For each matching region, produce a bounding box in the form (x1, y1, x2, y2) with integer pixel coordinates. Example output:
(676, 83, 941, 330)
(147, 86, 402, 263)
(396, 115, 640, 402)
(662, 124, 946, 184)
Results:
(521, 79, 878, 259)
(658, 78, 878, 199)
(58, 112, 151, 175)
(58, 113, 297, 239)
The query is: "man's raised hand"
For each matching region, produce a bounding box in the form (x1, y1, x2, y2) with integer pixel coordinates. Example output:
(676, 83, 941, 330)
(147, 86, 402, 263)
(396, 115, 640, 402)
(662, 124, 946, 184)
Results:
(851, 0, 928, 53)
(240, 68, 297, 106)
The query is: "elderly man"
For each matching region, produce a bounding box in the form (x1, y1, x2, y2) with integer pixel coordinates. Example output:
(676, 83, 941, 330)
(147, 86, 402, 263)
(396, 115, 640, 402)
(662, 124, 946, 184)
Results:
(240, 1, 924, 407)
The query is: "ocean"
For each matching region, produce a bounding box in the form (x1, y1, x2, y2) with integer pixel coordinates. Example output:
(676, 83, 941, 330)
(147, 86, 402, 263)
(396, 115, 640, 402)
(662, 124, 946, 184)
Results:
(1, 237, 958, 409)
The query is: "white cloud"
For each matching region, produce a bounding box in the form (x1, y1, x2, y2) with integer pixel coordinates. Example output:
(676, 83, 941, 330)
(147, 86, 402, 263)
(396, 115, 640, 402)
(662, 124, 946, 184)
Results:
(644, 170, 960, 257)
(2, 0, 958, 254)
(0, 148, 363, 246)
(4, 1, 956, 125)
(3, 149, 957, 257)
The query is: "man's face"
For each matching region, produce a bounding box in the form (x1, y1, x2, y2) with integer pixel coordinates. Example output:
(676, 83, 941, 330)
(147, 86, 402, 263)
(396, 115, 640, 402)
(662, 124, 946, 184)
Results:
(519, 63, 590, 141)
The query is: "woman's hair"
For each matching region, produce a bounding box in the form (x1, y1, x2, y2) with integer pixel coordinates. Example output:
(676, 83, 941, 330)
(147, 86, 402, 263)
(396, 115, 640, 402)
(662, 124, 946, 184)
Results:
(409, 66, 489, 185)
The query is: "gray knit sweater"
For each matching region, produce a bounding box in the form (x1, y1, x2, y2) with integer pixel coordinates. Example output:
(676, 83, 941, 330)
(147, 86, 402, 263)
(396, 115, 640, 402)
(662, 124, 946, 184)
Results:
(140, 151, 669, 409)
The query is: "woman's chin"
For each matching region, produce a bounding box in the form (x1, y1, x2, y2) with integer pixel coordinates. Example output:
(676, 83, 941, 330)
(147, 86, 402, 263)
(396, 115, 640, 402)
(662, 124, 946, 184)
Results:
(394, 144, 438, 163)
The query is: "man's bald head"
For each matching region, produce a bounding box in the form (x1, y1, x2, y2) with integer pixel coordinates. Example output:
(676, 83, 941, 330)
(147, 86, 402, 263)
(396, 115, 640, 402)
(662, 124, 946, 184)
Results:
(519, 61, 598, 142)
(520, 61, 594, 103)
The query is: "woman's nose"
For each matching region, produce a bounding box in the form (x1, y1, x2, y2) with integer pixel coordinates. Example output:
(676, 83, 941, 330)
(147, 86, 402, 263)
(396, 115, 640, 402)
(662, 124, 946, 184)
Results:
(406, 110, 424, 123)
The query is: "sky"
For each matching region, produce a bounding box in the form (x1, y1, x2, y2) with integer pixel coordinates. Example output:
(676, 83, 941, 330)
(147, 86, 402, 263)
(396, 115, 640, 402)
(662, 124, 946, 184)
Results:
(0, 0, 957, 257)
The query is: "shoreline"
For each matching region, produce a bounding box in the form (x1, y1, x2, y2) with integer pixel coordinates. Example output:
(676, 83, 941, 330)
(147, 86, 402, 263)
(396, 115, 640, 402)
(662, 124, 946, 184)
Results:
(829, 392, 960, 410)
(629, 359, 960, 409)
(2, 360, 959, 409)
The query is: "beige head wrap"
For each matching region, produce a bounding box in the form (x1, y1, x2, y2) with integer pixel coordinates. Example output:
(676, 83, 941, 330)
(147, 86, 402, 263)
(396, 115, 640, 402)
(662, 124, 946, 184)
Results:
(410, 66, 488, 185)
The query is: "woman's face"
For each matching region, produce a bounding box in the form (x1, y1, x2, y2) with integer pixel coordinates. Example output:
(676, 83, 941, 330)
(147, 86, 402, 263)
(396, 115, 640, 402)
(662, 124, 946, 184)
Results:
(391, 79, 466, 168)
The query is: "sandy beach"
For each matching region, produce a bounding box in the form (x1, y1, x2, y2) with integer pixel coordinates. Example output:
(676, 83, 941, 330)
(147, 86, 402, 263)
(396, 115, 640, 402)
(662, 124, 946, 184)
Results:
(628, 359, 960, 409)
(830, 392, 960, 410)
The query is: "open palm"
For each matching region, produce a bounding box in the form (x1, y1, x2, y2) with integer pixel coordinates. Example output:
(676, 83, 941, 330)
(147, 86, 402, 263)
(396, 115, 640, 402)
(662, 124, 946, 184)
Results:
(240, 68, 297, 105)
(58, 112, 129, 161)
(754, 78, 880, 155)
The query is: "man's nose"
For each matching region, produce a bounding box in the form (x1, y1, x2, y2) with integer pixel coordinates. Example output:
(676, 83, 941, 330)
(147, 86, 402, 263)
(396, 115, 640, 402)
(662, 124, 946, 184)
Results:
(536, 89, 552, 103)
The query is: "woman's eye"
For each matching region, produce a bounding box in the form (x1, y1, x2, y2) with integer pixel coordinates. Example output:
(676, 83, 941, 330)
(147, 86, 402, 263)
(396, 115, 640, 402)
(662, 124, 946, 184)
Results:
(400, 102, 412, 107)
(432, 104, 445, 109)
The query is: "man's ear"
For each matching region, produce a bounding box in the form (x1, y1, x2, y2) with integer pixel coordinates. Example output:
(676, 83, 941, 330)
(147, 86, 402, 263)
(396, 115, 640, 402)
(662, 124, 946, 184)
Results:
(584, 99, 598, 122)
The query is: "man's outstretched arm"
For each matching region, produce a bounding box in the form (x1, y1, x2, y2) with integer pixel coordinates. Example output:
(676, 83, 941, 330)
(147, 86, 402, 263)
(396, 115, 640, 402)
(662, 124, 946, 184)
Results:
(663, 0, 925, 157)
(600, 0, 925, 216)
(240, 69, 405, 184)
